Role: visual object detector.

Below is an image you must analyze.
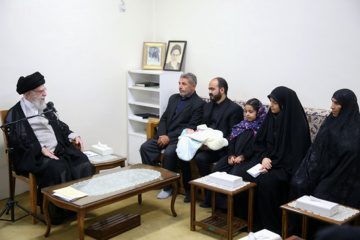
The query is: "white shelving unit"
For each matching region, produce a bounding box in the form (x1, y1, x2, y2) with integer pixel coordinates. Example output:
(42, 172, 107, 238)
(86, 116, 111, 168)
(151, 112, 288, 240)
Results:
(127, 70, 182, 165)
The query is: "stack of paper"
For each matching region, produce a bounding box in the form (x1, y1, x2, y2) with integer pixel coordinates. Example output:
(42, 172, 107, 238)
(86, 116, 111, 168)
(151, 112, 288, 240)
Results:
(208, 172, 243, 188)
(295, 195, 339, 217)
(53, 186, 88, 202)
(246, 163, 262, 178)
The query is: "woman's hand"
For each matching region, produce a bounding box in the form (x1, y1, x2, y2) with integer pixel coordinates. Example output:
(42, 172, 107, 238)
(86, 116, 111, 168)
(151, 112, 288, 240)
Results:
(260, 157, 272, 174)
(228, 155, 235, 165)
(233, 155, 244, 165)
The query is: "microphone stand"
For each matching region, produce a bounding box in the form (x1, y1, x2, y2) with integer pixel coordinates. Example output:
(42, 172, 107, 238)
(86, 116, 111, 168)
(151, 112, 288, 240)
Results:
(0, 111, 53, 224)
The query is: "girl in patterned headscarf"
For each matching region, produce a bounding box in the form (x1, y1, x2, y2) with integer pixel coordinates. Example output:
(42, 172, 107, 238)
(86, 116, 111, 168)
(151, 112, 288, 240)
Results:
(200, 98, 266, 208)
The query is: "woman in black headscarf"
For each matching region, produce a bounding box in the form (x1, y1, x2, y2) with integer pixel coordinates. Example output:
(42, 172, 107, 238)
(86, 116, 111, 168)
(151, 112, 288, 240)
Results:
(238, 86, 311, 234)
(292, 89, 360, 208)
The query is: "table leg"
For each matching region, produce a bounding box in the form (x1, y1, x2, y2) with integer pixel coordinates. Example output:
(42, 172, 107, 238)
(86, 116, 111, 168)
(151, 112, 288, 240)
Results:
(170, 181, 178, 217)
(77, 210, 86, 240)
(211, 190, 216, 215)
(191, 184, 196, 231)
(119, 161, 125, 167)
(282, 209, 288, 239)
(138, 194, 142, 204)
(228, 195, 234, 240)
(43, 196, 51, 237)
(356, 216, 360, 226)
(302, 216, 308, 239)
(248, 187, 254, 232)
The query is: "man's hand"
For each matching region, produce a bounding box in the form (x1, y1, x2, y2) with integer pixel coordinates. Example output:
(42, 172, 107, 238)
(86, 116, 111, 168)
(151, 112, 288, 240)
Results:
(200, 145, 211, 151)
(157, 135, 170, 148)
(75, 136, 84, 152)
(42, 147, 59, 160)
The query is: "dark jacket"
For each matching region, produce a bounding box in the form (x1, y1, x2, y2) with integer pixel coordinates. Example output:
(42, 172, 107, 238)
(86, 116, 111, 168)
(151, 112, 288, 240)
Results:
(202, 97, 243, 140)
(157, 92, 205, 143)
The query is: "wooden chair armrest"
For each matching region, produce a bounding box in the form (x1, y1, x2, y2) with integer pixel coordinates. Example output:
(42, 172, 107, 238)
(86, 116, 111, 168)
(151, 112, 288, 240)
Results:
(146, 121, 159, 140)
(72, 140, 81, 150)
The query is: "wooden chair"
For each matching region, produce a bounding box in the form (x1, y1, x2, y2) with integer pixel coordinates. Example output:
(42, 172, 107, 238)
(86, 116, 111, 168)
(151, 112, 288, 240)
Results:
(0, 110, 38, 224)
(146, 121, 205, 199)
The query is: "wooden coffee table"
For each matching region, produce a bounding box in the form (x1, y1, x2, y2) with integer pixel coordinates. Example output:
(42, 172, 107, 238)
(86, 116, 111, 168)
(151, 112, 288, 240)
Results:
(42, 164, 180, 240)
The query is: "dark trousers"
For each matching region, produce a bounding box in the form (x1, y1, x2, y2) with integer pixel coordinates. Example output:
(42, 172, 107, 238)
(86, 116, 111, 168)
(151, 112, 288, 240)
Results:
(180, 149, 224, 192)
(140, 137, 178, 191)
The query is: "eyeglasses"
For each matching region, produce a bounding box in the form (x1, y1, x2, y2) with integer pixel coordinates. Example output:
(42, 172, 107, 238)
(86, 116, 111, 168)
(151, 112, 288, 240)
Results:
(33, 88, 47, 94)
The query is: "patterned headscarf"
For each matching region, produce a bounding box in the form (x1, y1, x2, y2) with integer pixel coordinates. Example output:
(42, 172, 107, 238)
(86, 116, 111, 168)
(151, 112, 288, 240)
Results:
(230, 100, 266, 141)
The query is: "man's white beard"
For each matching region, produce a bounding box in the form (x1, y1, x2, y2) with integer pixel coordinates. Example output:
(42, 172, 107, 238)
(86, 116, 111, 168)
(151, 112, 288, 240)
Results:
(30, 93, 46, 111)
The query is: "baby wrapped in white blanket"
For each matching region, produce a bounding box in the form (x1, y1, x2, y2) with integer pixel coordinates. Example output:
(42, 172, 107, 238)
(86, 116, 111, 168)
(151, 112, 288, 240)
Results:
(176, 124, 228, 161)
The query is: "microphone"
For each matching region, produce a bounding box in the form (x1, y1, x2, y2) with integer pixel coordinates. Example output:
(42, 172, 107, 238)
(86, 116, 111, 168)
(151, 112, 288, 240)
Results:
(43, 101, 58, 121)
(45, 101, 57, 113)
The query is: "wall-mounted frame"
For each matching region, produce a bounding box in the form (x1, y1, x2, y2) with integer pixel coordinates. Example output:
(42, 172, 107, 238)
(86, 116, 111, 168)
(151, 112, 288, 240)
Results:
(163, 41, 187, 71)
(142, 42, 166, 70)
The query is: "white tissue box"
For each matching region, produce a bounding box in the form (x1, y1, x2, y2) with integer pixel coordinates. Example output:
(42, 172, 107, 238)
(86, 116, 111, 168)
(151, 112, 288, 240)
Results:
(295, 195, 339, 217)
(208, 172, 243, 188)
(91, 144, 114, 156)
(238, 229, 282, 240)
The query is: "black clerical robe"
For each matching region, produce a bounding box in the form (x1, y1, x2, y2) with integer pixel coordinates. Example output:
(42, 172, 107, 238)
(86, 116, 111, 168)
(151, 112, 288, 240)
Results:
(5, 102, 93, 189)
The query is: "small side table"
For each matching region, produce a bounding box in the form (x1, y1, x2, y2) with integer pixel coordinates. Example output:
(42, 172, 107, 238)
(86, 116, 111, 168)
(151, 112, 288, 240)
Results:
(281, 199, 360, 239)
(190, 179, 257, 240)
(87, 153, 126, 174)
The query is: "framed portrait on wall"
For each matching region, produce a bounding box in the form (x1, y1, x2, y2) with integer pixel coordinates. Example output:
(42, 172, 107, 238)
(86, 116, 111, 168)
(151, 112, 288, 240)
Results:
(163, 41, 187, 71)
(142, 42, 166, 70)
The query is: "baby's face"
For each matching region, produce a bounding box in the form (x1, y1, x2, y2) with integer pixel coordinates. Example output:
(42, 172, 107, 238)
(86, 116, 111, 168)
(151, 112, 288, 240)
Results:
(186, 129, 195, 134)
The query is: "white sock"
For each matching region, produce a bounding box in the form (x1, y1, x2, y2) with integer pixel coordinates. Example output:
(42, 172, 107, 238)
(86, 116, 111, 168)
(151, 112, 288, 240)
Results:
(157, 189, 173, 199)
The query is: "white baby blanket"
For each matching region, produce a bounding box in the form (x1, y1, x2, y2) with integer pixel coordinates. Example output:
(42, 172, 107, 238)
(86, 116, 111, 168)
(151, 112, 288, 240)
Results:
(176, 124, 228, 161)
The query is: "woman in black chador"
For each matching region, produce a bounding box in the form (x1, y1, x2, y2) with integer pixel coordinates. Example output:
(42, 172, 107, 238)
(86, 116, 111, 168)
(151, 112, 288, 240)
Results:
(238, 86, 311, 234)
(292, 89, 360, 208)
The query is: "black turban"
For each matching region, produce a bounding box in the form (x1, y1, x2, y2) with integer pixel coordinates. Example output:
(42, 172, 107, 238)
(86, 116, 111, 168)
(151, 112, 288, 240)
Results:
(16, 72, 45, 94)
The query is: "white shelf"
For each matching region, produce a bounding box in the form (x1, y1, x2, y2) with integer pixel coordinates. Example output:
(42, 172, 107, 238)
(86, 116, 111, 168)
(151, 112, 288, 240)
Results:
(129, 69, 173, 75)
(127, 70, 182, 164)
(128, 85, 160, 92)
(128, 101, 160, 109)
(128, 116, 149, 123)
(128, 132, 146, 138)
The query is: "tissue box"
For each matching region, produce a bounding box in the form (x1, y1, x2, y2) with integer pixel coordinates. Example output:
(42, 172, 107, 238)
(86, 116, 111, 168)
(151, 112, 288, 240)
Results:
(238, 229, 282, 240)
(295, 195, 339, 217)
(91, 144, 114, 156)
(208, 172, 243, 188)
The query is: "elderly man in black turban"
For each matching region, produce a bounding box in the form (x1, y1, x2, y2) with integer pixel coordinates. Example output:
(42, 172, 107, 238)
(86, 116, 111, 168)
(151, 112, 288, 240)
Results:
(5, 72, 93, 224)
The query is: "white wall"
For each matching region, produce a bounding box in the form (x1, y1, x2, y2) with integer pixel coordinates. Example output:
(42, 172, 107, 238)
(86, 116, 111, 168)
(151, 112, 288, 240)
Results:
(154, 0, 360, 109)
(1, 0, 360, 199)
(0, 0, 154, 199)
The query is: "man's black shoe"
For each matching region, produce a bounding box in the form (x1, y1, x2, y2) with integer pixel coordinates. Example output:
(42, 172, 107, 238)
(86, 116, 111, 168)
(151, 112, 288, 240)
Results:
(199, 201, 211, 208)
(184, 191, 191, 203)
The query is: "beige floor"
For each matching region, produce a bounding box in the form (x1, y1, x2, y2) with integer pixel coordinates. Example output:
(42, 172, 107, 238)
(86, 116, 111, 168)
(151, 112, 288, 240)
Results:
(0, 190, 248, 240)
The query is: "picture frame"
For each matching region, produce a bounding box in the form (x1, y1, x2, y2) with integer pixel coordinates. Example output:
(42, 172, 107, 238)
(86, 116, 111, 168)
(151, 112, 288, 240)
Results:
(163, 41, 187, 71)
(142, 42, 166, 70)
